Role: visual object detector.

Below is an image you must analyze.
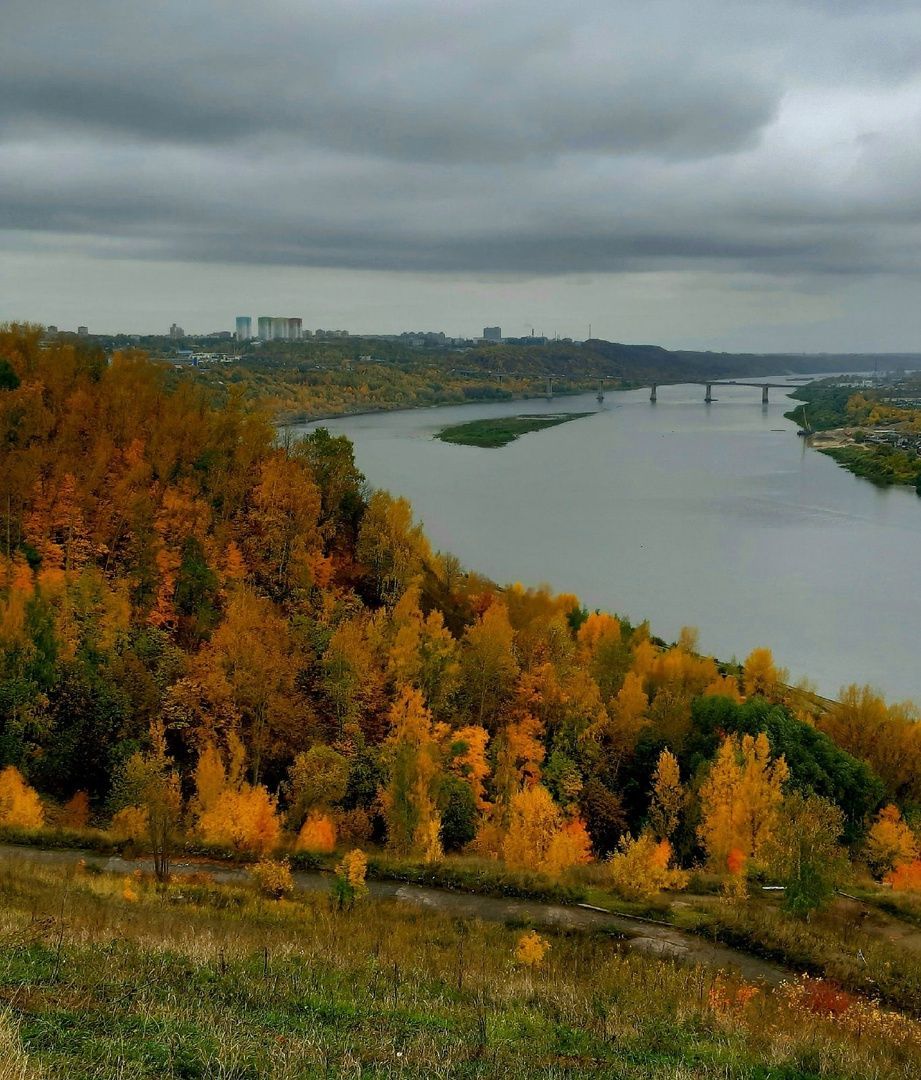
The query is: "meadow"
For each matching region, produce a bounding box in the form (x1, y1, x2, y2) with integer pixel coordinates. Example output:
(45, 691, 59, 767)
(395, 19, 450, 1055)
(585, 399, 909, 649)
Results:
(2, 852, 921, 1078)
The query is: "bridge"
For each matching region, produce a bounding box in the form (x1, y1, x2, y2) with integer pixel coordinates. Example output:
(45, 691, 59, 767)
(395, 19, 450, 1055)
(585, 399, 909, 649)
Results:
(646, 381, 794, 405)
(447, 367, 793, 404)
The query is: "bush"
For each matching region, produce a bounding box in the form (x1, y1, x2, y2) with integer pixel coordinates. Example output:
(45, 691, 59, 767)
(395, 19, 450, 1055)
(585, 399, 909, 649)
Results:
(249, 858, 294, 899)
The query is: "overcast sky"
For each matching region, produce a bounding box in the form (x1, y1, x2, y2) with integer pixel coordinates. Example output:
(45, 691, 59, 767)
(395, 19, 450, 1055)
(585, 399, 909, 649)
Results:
(2, 0, 920, 350)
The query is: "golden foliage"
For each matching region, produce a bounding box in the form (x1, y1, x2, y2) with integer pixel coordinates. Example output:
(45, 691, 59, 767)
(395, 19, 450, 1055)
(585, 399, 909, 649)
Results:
(606, 832, 689, 900)
(502, 784, 591, 878)
(296, 812, 337, 854)
(197, 783, 282, 855)
(0, 767, 44, 830)
(109, 805, 149, 842)
(249, 858, 295, 899)
(514, 930, 550, 967)
(866, 804, 918, 877)
(886, 859, 921, 892)
(742, 647, 787, 700)
(697, 732, 789, 870)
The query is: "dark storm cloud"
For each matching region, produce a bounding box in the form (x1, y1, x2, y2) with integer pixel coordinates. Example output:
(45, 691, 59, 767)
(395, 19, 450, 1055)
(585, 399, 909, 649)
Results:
(2, 0, 921, 277)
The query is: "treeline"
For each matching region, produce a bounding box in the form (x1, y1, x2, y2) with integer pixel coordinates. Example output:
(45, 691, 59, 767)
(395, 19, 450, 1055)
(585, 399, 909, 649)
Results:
(2, 324, 921, 907)
(192, 338, 908, 425)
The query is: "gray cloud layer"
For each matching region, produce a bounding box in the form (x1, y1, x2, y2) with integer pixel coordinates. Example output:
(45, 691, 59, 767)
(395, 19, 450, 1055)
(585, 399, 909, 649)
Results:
(2, 0, 921, 279)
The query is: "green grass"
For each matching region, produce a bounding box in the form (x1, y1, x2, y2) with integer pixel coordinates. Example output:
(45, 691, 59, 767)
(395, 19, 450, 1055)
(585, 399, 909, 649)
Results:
(435, 413, 592, 447)
(1, 856, 921, 1078)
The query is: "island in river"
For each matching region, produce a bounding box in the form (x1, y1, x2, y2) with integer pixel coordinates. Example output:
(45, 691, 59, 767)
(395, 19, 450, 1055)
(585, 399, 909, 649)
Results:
(435, 412, 592, 447)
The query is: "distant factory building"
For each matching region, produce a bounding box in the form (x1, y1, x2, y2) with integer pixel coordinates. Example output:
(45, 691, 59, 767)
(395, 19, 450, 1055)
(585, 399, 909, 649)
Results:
(482, 326, 502, 342)
(235, 316, 252, 341)
(257, 316, 273, 339)
(287, 317, 302, 340)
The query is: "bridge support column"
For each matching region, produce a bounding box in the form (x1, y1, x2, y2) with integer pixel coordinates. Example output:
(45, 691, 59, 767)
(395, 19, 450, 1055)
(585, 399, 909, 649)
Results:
(762, 385, 769, 405)
(650, 383, 657, 403)
(597, 380, 604, 403)
(705, 383, 713, 404)
(546, 377, 553, 400)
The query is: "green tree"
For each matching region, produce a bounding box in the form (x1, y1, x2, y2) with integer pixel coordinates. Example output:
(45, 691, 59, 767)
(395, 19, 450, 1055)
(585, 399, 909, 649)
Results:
(765, 792, 847, 917)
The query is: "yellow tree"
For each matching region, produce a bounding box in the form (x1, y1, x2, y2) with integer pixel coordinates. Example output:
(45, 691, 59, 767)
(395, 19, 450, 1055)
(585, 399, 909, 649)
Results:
(0, 766, 44, 830)
(120, 721, 182, 882)
(648, 749, 683, 841)
(866, 805, 918, 877)
(199, 588, 301, 781)
(742, 648, 787, 700)
(382, 686, 443, 860)
(356, 491, 431, 605)
(502, 784, 591, 879)
(387, 584, 459, 716)
(459, 600, 519, 728)
(697, 733, 789, 871)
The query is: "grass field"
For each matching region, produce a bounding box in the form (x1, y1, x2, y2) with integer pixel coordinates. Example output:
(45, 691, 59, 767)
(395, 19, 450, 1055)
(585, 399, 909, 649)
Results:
(435, 413, 592, 447)
(1, 854, 921, 1078)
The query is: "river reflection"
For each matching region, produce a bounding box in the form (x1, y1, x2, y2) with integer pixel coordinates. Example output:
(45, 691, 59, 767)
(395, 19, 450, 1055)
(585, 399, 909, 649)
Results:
(293, 382, 921, 702)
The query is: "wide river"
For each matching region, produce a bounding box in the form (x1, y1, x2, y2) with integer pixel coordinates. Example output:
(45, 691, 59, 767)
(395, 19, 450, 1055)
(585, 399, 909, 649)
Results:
(293, 382, 921, 702)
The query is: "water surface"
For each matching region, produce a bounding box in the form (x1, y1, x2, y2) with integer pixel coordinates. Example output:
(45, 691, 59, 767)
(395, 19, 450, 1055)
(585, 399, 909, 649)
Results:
(294, 383, 921, 701)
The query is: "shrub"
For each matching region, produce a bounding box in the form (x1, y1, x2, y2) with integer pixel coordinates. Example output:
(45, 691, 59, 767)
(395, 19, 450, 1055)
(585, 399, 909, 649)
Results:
(0, 766, 44, 830)
(60, 791, 91, 829)
(331, 848, 368, 910)
(109, 805, 149, 842)
(607, 832, 689, 900)
(295, 812, 336, 854)
(886, 859, 921, 892)
(514, 930, 550, 967)
(249, 858, 295, 899)
(197, 783, 282, 855)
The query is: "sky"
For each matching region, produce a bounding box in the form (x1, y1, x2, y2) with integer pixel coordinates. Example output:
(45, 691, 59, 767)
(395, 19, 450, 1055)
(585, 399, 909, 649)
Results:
(2, 0, 920, 350)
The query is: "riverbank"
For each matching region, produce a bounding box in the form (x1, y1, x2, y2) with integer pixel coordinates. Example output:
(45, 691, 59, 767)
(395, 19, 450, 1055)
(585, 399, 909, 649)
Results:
(275, 384, 595, 427)
(786, 384, 921, 494)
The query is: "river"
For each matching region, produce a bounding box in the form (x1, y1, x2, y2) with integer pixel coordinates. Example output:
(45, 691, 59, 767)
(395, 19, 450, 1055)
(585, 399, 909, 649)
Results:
(292, 382, 921, 702)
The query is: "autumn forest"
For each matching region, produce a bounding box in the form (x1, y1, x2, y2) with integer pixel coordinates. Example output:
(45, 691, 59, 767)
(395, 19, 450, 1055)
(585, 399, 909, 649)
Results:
(2, 324, 920, 912)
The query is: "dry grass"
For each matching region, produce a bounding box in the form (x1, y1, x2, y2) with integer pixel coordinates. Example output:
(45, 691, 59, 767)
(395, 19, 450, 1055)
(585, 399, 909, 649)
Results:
(0, 853, 919, 1077)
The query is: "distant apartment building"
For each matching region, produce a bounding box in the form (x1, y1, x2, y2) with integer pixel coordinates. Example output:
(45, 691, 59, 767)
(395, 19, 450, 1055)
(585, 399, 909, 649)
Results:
(235, 316, 252, 341)
(287, 317, 302, 341)
(271, 317, 288, 340)
(169, 323, 185, 339)
(482, 326, 502, 342)
(77, 326, 88, 336)
(257, 316, 273, 340)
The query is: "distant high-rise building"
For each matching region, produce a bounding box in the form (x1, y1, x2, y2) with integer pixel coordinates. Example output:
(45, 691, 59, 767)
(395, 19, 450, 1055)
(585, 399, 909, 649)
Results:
(257, 316, 273, 340)
(287, 317, 302, 341)
(46, 325, 58, 335)
(169, 323, 185, 339)
(482, 326, 502, 342)
(235, 316, 252, 341)
(77, 325, 88, 336)
(271, 317, 288, 340)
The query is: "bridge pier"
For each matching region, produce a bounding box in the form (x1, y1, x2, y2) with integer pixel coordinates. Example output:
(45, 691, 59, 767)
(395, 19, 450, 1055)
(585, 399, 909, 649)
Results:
(546, 376, 553, 400)
(762, 385, 769, 405)
(650, 383, 657, 403)
(597, 380, 604, 403)
(705, 383, 713, 404)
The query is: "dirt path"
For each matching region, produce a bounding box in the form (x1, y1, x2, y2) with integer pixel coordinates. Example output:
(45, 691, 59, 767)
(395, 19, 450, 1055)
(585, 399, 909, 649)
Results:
(1, 844, 789, 985)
